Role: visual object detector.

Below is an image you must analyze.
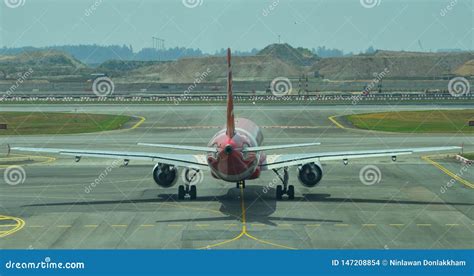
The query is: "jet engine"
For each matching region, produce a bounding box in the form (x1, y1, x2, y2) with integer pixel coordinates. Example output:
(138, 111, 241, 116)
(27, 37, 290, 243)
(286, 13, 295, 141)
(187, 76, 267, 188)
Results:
(152, 163, 178, 188)
(297, 162, 323, 187)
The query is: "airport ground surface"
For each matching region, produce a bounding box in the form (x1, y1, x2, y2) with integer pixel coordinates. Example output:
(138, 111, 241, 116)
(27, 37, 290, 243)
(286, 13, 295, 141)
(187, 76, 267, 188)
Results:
(0, 104, 473, 249)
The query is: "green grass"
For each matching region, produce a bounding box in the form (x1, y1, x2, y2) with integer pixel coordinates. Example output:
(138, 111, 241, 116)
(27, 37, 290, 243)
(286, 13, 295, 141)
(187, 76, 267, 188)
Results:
(461, 153, 474, 160)
(345, 110, 474, 133)
(0, 112, 132, 135)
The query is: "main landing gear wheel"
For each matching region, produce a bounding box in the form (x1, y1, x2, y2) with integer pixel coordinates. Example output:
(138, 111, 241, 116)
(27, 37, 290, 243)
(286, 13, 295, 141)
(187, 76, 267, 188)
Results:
(177, 184, 197, 200)
(273, 167, 295, 200)
(236, 180, 246, 189)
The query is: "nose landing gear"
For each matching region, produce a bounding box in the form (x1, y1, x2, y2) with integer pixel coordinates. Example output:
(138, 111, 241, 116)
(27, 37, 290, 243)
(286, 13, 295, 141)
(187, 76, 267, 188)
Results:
(178, 184, 197, 200)
(273, 167, 294, 200)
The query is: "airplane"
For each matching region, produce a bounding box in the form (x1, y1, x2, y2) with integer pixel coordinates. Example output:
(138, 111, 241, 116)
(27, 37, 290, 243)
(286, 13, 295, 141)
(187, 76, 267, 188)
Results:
(11, 49, 460, 200)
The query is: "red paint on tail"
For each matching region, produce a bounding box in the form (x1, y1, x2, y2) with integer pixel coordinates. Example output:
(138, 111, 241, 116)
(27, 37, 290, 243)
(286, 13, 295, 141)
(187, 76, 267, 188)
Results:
(226, 48, 235, 138)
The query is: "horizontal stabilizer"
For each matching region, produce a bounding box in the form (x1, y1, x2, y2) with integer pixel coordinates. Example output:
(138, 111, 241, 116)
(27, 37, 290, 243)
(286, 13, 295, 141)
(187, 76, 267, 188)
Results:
(138, 143, 217, 152)
(242, 142, 320, 152)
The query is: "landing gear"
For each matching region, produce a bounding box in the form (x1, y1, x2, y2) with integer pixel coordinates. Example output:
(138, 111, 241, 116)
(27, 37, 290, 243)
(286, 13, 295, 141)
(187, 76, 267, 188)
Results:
(177, 184, 197, 200)
(273, 167, 295, 200)
(236, 180, 246, 189)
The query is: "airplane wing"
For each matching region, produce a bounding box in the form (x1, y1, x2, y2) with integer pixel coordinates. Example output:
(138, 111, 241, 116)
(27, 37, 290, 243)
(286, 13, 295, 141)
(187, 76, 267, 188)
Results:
(261, 146, 460, 170)
(10, 146, 210, 171)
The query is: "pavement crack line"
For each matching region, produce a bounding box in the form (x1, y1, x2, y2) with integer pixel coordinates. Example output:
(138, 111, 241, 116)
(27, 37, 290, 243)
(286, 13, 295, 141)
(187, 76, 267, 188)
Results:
(199, 187, 296, 250)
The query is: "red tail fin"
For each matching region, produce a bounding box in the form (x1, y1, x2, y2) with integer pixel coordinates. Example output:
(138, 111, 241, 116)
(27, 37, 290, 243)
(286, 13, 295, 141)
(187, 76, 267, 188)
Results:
(226, 48, 235, 138)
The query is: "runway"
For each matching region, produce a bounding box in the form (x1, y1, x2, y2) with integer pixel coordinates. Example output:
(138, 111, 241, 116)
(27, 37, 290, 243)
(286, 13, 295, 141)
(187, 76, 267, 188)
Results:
(0, 104, 473, 249)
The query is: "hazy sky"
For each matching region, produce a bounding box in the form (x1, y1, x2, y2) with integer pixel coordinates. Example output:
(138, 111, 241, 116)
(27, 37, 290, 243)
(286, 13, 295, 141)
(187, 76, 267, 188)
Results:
(0, 0, 472, 53)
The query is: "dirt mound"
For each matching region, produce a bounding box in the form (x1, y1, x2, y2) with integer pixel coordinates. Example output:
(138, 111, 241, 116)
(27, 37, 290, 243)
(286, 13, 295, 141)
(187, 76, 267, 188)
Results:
(123, 55, 302, 83)
(454, 59, 474, 76)
(311, 52, 474, 80)
(0, 50, 87, 80)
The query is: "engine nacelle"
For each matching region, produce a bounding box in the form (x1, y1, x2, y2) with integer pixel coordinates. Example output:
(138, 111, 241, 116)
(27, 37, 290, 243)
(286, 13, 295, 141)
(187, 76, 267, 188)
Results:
(297, 162, 323, 187)
(152, 163, 178, 188)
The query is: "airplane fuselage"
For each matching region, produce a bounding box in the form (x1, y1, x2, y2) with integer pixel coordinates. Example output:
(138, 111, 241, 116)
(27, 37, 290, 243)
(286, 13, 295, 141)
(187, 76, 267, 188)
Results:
(207, 118, 266, 182)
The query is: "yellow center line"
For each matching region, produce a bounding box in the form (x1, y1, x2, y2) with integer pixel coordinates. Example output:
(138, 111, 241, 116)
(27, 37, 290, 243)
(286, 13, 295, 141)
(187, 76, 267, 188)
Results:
(168, 224, 183, 227)
(445, 224, 460, 226)
(28, 225, 44, 228)
(57, 225, 72, 228)
(362, 224, 377, 227)
(200, 187, 296, 250)
(0, 224, 17, 227)
(196, 224, 210, 227)
(251, 223, 265, 227)
(111, 225, 128, 227)
(422, 156, 474, 189)
(389, 224, 404, 227)
(306, 224, 321, 227)
(328, 116, 345, 129)
(84, 225, 99, 228)
(416, 224, 432, 227)
(140, 224, 154, 227)
(335, 224, 349, 227)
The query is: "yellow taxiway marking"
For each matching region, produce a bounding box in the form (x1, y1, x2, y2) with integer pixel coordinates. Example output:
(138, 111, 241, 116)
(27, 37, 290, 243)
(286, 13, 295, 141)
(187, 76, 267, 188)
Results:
(251, 223, 265, 227)
(168, 224, 183, 227)
(0, 224, 18, 227)
(389, 224, 404, 227)
(140, 224, 154, 227)
(84, 225, 98, 228)
(279, 224, 292, 227)
(362, 224, 376, 227)
(416, 224, 432, 227)
(27, 225, 44, 228)
(445, 224, 459, 227)
(196, 224, 210, 227)
(0, 154, 56, 168)
(422, 156, 474, 189)
(57, 225, 72, 228)
(328, 116, 345, 129)
(111, 225, 128, 228)
(306, 224, 321, 227)
(200, 187, 296, 250)
(0, 215, 25, 238)
(224, 224, 237, 227)
(335, 224, 349, 227)
(130, 116, 146, 130)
